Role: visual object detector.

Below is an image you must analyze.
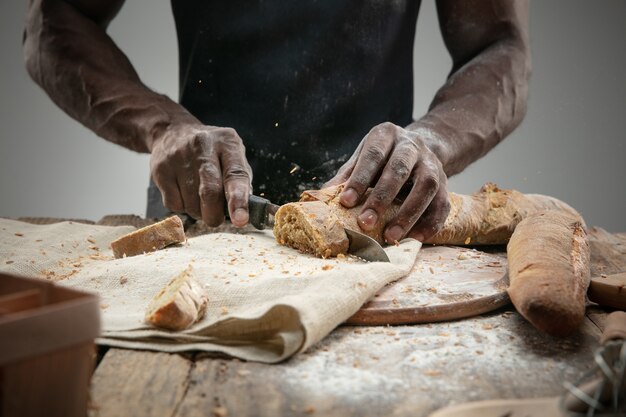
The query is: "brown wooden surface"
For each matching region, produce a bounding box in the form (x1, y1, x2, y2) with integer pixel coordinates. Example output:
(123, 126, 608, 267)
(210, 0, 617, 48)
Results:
(347, 245, 509, 325)
(9, 217, 625, 416)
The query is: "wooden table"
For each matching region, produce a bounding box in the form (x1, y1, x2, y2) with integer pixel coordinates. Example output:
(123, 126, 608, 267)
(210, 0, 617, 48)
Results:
(17, 217, 625, 417)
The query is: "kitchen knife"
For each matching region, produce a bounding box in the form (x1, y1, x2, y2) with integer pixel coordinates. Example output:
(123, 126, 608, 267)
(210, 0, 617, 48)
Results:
(231, 196, 390, 262)
(242, 194, 280, 230)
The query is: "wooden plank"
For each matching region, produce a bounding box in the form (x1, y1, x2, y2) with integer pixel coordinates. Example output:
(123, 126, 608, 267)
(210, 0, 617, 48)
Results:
(89, 349, 193, 417)
(174, 308, 601, 417)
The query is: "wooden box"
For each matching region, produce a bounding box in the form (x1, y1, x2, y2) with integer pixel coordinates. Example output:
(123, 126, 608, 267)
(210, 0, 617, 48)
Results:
(0, 272, 100, 417)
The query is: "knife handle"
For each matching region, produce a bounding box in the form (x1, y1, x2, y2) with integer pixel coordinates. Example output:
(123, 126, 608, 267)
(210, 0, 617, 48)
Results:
(224, 194, 272, 230)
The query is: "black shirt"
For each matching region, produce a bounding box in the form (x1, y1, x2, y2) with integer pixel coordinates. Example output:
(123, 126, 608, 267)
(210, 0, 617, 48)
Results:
(171, 0, 421, 204)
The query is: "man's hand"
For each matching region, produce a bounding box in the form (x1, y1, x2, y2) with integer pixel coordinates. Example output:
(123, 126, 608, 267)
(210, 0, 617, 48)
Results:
(149, 124, 252, 227)
(325, 122, 450, 244)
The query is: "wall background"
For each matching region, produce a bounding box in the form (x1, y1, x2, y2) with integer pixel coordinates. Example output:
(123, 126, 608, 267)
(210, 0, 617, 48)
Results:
(1, 1, 624, 230)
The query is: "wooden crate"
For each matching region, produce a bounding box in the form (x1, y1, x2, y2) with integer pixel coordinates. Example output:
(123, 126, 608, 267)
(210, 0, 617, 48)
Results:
(0, 273, 100, 417)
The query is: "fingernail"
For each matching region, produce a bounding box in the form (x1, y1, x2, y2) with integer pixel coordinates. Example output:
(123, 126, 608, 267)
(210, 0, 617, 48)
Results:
(358, 209, 378, 230)
(386, 226, 405, 243)
(341, 188, 358, 207)
(232, 208, 249, 226)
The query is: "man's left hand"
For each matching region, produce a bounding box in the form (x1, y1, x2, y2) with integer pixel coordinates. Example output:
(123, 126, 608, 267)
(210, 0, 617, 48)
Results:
(325, 122, 450, 244)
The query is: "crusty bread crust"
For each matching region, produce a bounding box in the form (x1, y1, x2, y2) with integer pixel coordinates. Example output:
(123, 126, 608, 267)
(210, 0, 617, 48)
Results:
(507, 210, 590, 337)
(426, 183, 583, 245)
(111, 215, 185, 258)
(145, 266, 208, 331)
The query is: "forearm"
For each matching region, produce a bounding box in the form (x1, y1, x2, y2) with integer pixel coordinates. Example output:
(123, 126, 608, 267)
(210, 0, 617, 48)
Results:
(23, 0, 197, 153)
(407, 38, 531, 176)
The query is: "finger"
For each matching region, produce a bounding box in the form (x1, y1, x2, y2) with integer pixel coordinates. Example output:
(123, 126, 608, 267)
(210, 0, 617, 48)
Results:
(340, 123, 396, 208)
(219, 133, 252, 228)
(152, 169, 184, 213)
(407, 173, 450, 242)
(198, 159, 225, 227)
(177, 165, 202, 220)
(357, 143, 418, 231)
(383, 161, 441, 244)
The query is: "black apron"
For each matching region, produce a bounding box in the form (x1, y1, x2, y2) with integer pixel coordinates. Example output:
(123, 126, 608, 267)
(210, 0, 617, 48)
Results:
(148, 0, 421, 217)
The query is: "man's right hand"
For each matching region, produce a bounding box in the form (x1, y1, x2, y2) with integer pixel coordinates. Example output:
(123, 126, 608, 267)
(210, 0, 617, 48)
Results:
(149, 124, 252, 227)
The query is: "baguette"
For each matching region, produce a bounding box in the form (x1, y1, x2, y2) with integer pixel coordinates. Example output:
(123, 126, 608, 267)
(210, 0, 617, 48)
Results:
(273, 183, 581, 257)
(110, 215, 185, 259)
(145, 266, 208, 331)
(507, 210, 590, 337)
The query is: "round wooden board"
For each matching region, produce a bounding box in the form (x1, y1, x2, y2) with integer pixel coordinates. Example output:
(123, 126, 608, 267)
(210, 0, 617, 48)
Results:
(346, 245, 510, 325)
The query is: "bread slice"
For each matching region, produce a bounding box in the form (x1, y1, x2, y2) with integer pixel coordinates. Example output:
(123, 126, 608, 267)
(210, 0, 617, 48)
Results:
(273, 200, 349, 258)
(110, 215, 185, 258)
(145, 266, 208, 331)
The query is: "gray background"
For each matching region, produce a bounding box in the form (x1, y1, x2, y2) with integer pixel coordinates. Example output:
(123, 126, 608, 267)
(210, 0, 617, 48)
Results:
(1, 1, 624, 231)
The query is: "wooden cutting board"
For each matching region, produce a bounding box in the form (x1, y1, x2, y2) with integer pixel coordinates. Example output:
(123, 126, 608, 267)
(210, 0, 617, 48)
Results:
(346, 245, 510, 325)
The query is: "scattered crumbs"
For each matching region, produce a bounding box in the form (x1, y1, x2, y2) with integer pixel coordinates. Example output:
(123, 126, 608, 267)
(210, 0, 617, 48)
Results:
(354, 329, 362, 334)
(336, 253, 346, 259)
(5, 260, 14, 264)
(304, 406, 316, 414)
(35, 239, 43, 243)
(88, 246, 99, 251)
(100, 303, 110, 310)
(14, 233, 24, 237)
(87, 238, 96, 244)
(212, 406, 228, 417)
(424, 370, 441, 377)
(281, 270, 290, 274)
(457, 253, 468, 260)
(221, 307, 229, 315)
(429, 267, 434, 274)
(464, 236, 471, 245)
(321, 264, 333, 271)
(486, 262, 501, 267)
(386, 330, 396, 336)
(482, 324, 494, 330)
(438, 332, 450, 337)
(427, 287, 437, 293)
(119, 276, 128, 285)
(236, 369, 251, 377)
(248, 273, 257, 278)
(391, 298, 399, 305)
(475, 350, 484, 355)
(600, 274, 607, 278)
(353, 361, 360, 368)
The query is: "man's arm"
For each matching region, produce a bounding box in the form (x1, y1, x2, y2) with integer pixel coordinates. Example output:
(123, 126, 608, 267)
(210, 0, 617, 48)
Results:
(23, 0, 251, 226)
(326, 0, 531, 243)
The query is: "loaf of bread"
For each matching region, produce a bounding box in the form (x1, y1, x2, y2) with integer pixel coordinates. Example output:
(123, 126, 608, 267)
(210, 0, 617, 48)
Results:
(145, 266, 208, 331)
(110, 215, 185, 258)
(507, 210, 590, 337)
(273, 183, 581, 257)
(427, 183, 582, 245)
(274, 185, 402, 258)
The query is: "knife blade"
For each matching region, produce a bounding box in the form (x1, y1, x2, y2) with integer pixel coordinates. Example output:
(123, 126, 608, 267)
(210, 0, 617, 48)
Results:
(345, 228, 390, 263)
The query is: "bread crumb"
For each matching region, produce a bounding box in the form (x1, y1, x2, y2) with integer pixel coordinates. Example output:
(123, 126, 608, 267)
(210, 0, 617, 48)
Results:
(221, 307, 229, 315)
(14, 233, 24, 237)
(236, 369, 251, 377)
(321, 264, 333, 271)
(464, 236, 471, 245)
(248, 273, 257, 278)
(424, 370, 441, 377)
(100, 303, 109, 310)
(457, 253, 468, 260)
(212, 406, 228, 417)
(5, 260, 14, 264)
(87, 238, 96, 244)
(119, 276, 128, 285)
(429, 267, 434, 274)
